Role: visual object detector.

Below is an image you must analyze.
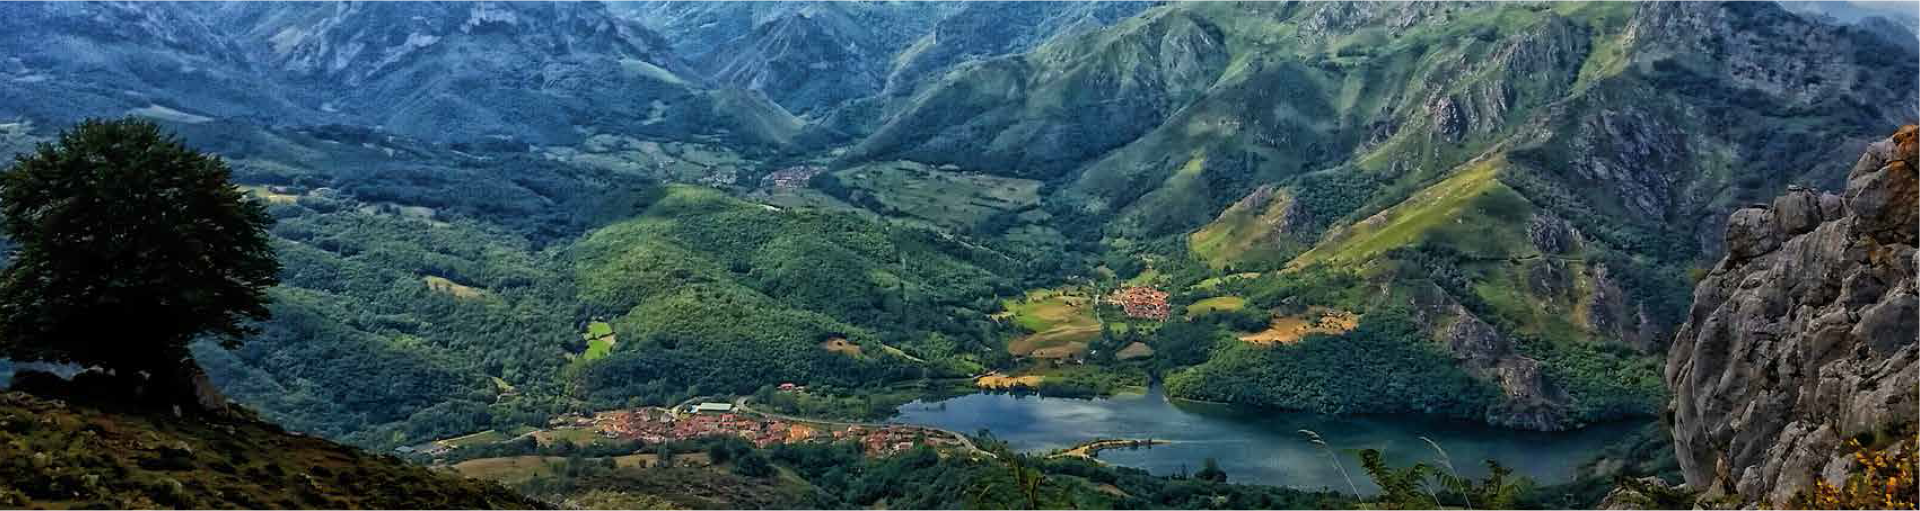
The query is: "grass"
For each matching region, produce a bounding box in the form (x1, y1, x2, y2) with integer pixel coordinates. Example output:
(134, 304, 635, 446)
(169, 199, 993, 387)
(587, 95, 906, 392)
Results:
(1010, 327, 1099, 359)
(449, 456, 561, 484)
(450, 452, 718, 484)
(879, 344, 925, 362)
(489, 377, 517, 395)
(1115, 342, 1155, 360)
(580, 321, 616, 362)
(1185, 296, 1247, 318)
(1124, 267, 1165, 287)
(975, 372, 1047, 390)
(238, 185, 300, 205)
(831, 161, 1041, 229)
(423, 276, 486, 300)
(1289, 156, 1519, 268)
(1002, 289, 1099, 333)
(1192, 272, 1262, 291)
(1238, 308, 1360, 346)
(1000, 288, 1102, 359)
(585, 322, 614, 339)
(0, 392, 539, 509)
(439, 430, 510, 448)
(820, 338, 864, 358)
(1189, 187, 1306, 269)
(533, 428, 606, 447)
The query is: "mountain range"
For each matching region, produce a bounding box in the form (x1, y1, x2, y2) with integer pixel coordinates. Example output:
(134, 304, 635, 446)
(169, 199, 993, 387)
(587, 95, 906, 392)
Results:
(0, 3, 1914, 506)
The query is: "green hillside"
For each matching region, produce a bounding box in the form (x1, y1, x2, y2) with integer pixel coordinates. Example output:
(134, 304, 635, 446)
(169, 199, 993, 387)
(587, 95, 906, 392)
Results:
(818, 1, 1910, 429)
(3, 0, 1899, 454)
(0, 391, 541, 509)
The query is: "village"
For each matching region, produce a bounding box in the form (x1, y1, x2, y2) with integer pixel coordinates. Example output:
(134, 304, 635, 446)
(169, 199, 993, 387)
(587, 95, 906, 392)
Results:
(574, 400, 964, 456)
(407, 389, 969, 461)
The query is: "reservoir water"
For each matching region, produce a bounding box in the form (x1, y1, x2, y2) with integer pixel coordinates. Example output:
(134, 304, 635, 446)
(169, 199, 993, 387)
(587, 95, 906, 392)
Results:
(890, 387, 1643, 493)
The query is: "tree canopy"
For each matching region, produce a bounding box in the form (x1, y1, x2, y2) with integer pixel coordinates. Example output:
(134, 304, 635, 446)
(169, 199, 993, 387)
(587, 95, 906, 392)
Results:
(0, 118, 278, 398)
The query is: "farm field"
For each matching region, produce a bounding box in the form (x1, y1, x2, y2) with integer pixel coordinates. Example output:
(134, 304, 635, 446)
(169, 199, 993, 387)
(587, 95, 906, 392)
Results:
(440, 430, 512, 449)
(1185, 296, 1247, 318)
(973, 361, 1150, 394)
(820, 337, 863, 357)
(238, 184, 300, 205)
(998, 288, 1101, 360)
(423, 276, 486, 299)
(831, 161, 1041, 229)
(1115, 342, 1155, 360)
(1238, 308, 1361, 346)
(581, 321, 616, 361)
(532, 427, 611, 447)
(1191, 272, 1262, 291)
(974, 372, 1047, 390)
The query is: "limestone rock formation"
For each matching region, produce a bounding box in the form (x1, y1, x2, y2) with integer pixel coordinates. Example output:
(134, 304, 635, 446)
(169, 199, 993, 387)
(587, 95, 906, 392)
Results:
(1666, 125, 1918, 506)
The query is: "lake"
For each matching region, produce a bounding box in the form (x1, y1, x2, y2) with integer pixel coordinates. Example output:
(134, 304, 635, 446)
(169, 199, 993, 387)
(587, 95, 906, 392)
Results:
(889, 387, 1643, 493)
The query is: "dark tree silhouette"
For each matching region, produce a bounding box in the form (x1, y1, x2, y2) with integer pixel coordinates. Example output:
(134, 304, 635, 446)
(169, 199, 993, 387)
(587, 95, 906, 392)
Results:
(1196, 457, 1229, 483)
(0, 118, 279, 406)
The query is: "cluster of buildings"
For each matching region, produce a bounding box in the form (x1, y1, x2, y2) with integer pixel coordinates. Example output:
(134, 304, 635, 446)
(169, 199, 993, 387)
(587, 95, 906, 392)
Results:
(394, 442, 452, 457)
(586, 405, 955, 455)
(1109, 286, 1171, 320)
(762, 165, 826, 189)
(834, 424, 959, 456)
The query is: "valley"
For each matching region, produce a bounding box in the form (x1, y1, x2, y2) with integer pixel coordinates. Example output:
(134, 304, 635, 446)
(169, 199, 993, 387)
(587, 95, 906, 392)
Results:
(0, 0, 1914, 508)
(394, 383, 1643, 498)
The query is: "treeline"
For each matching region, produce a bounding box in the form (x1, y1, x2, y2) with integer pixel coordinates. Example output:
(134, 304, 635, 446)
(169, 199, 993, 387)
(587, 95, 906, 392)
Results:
(1165, 308, 1501, 420)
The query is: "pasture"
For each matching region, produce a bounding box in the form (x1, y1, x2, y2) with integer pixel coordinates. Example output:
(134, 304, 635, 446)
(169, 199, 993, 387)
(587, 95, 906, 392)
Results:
(820, 337, 864, 357)
(1184, 296, 1247, 318)
(1238, 308, 1360, 346)
(832, 161, 1041, 229)
(1000, 289, 1101, 359)
(423, 276, 487, 299)
(580, 321, 617, 361)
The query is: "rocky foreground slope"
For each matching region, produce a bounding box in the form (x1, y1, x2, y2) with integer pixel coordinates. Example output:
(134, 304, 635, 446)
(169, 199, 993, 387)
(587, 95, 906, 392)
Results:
(0, 389, 543, 509)
(1666, 125, 1917, 506)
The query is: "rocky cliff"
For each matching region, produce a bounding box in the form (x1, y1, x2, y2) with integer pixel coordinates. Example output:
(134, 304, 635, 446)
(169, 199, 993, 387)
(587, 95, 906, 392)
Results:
(1666, 125, 1917, 506)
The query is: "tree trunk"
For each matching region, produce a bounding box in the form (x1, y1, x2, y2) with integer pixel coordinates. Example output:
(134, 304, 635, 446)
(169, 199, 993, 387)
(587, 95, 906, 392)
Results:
(140, 360, 226, 416)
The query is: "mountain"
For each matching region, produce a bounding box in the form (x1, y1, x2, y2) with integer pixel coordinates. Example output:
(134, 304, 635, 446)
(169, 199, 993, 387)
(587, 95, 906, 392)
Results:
(2, 1, 1913, 480)
(0, 388, 541, 509)
(836, 1, 1917, 430)
(0, 2, 805, 149)
(616, 2, 1153, 128)
(1665, 125, 1916, 507)
(0, 2, 308, 127)
(616, 2, 953, 116)
(1777, 0, 1919, 28)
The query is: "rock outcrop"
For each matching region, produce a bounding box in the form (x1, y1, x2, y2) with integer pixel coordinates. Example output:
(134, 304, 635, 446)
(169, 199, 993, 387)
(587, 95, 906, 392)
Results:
(1666, 125, 1918, 507)
(1406, 281, 1572, 431)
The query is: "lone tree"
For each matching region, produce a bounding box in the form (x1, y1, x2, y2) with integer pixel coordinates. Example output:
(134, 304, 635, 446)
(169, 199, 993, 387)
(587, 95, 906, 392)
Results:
(0, 118, 279, 407)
